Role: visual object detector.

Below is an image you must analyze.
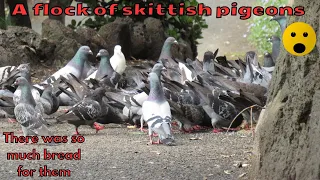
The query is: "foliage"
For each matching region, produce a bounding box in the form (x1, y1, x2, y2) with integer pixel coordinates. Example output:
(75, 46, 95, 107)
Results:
(247, 0, 288, 54)
(68, 0, 208, 45)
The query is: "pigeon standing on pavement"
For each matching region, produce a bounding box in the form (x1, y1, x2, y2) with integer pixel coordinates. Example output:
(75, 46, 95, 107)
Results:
(13, 77, 55, 145)
(141, 72, 175, 145)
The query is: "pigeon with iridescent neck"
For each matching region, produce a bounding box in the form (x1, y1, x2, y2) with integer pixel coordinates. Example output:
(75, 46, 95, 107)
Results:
(13, 77, 55, 145)
(141, 72, 175, 146)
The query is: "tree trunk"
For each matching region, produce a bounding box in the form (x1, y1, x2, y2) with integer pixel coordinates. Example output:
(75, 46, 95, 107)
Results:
(7, 0, 31, 28)
(48, 0, 73, 25)
(251, 0, 320, 179)
(0, 0, 5, 29)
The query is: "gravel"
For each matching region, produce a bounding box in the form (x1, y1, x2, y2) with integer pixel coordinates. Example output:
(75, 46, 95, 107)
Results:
(0, 117, 253, 180)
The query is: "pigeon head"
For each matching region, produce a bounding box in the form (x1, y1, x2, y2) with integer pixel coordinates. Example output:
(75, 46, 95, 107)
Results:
(79, 46, 93, 56)
(165, 37, 178, 45)
(203, 51, 214, 63)
(14, 77, 29, 87)
(114, 45, 122, 55)
(245, 51, 259, 67)
(264, 52, 271, 57)
(96, 49, 109, 58)
(151, 63, 166, 78)
(270, 15, 286, 22)
(96, 49, 109, 61)
(17, 63, 30, 72)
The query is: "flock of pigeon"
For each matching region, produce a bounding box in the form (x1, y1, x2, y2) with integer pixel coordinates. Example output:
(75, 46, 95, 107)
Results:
(0, 15, 285, 146)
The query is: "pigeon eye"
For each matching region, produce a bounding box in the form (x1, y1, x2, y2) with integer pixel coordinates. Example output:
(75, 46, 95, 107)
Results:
(291, 32, 296, 37)
(303, 32, 308, 37)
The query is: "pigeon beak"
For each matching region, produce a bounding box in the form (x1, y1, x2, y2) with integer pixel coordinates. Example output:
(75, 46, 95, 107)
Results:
(89, 50, 93, 55)
(174, 40, 178, 44)
(96, 53, 101, 58)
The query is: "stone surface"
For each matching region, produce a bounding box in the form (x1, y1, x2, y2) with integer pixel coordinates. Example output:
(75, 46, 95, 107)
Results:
(42, 19, 81, 66)
(98, 20, 132, 59)
(0, 26, 56, 66)
(251, 1, 320, 179)
(144, 17, 166, 60)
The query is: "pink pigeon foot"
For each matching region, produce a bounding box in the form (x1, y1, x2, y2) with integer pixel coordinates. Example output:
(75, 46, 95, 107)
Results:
(140, 127, 148, 132)
(73, 128, 80, 135)
(93, 122, 104, 133)
(212, 128, 225, 133)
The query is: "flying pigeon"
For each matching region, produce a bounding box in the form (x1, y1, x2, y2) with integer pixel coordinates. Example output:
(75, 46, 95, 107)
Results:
(110, 45, 127, 75)
(141, 72, 175, 145)
(13, 77, 55, 145)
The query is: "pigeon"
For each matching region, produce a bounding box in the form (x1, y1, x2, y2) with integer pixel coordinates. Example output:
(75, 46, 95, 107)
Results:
(35, 46, 95, 106)
(203, 49, 218, 73)
(13, 77, 55, 145)
(110, 45, 126, 75)
(11, 64, 41, 106)
(269, 36, 281, 64)
(56, 87, 106, 135)
(40, 84, 60, 116)
(158, 37, 181, 83)
(141, 72, 175, 145)
(95, 49, 121, 87)
(271, 15, 287, 34)
(0, 65, 16, 83)
(39, 46, 94, 85)
(263, 52, 275, 67)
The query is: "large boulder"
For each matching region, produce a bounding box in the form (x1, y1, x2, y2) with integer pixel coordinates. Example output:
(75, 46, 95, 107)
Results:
(98, 18, 132, 59)
(143, 17, 166, 60)
(171, 38, 194, 61)
(0, 26, 56, 66)
(42, 19, 81, 66)
(130, 22, 148, 59)
(251, 1, 320, 179)
(76, 27, 108, 63)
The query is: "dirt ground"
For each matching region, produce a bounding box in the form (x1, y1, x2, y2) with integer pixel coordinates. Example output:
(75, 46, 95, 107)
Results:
(0, 114, 254, 180)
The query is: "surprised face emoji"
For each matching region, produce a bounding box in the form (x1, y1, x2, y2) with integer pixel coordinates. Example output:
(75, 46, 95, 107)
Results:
(282, 22, 317, 56)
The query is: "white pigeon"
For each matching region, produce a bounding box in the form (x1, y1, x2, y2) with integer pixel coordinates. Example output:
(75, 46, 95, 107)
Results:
(110, 45, 126, 75)
(140, 72, 175, 145)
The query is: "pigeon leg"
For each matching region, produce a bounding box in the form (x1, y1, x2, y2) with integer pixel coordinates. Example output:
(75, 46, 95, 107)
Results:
(139, 115, 148, 132)
(192, 125, 202, 130)
(212, 128, 224, 133)
(73, 127, 80, 135)
(149, 135, 154, 144)
(152, 133, 158, 137)
(93, 122, 104, 133)
(8, 118, 17, 123)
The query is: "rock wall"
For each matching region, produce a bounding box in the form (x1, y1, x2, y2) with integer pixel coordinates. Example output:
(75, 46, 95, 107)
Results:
(251, 0, 320, 179)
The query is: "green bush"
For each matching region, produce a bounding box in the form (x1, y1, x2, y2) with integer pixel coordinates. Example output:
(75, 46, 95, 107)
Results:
(247, 0, 288, 54)
(68, 0, 208, 50)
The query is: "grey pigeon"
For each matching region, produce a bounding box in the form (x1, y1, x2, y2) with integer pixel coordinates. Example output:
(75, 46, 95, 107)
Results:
(141, 72, 175, 145)
(56, 87, 106, 135)
(263, 52, 275, 67)
(271, 15, 287, 34)
(13, 77, 55, 145)
(40, 46, 94, 85)
(158, 37, 181, 83)
(94, 49, 121, 88)
(35, 46, 95, 106)
(40, 84, 60, 116)
(203, 49, 218, 73)
(268, 36, 281, 64)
